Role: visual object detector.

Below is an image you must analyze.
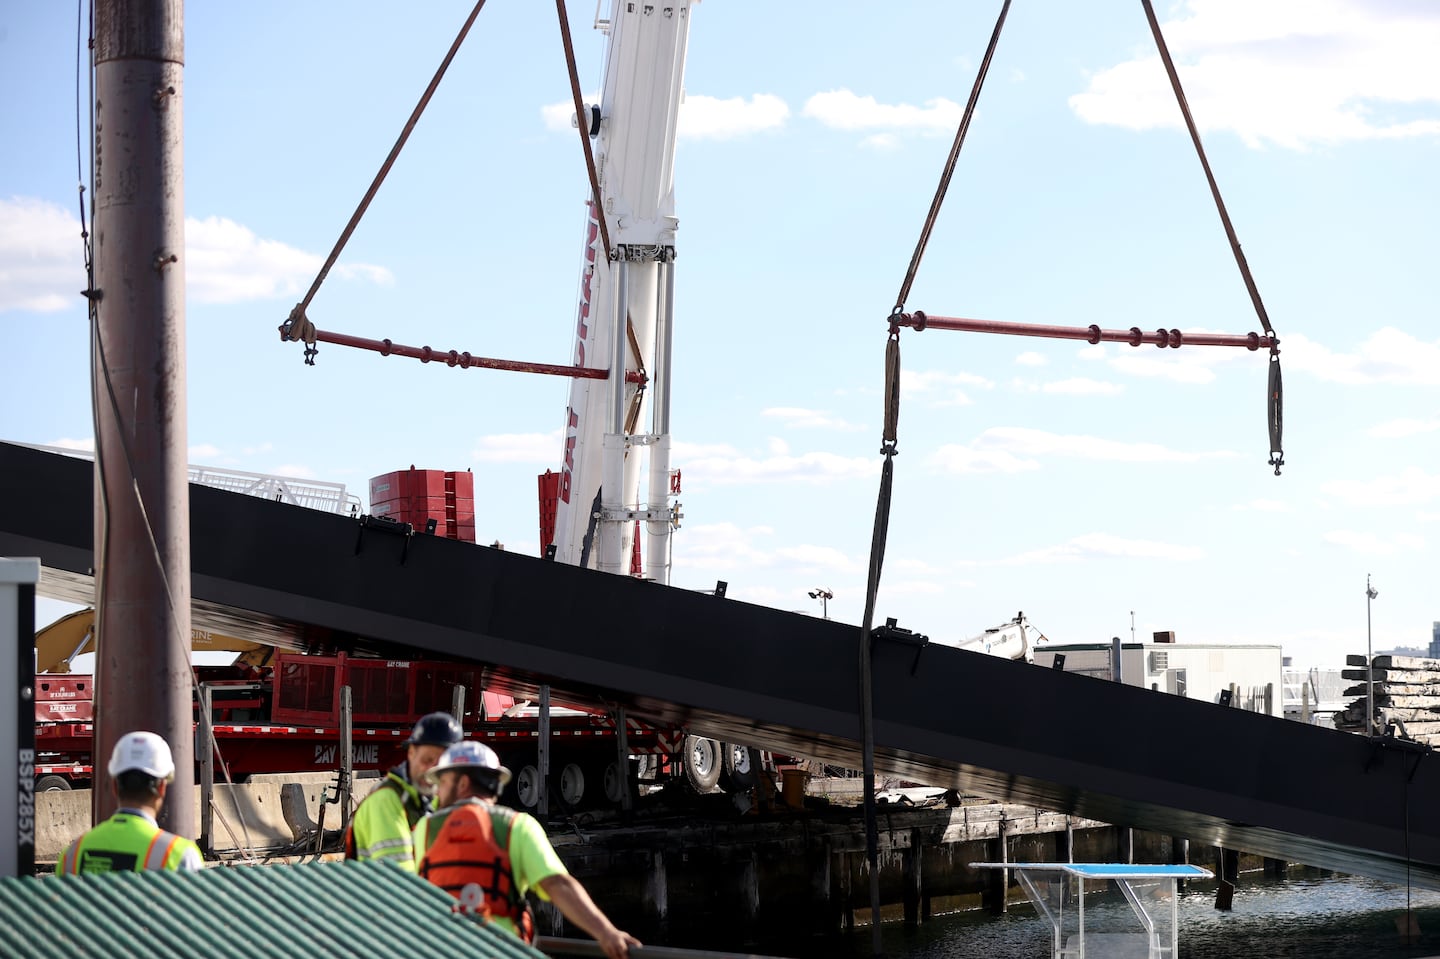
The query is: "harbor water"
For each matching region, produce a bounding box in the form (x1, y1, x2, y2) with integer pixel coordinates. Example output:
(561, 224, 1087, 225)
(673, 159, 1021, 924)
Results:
(783, 872, 1440, 958)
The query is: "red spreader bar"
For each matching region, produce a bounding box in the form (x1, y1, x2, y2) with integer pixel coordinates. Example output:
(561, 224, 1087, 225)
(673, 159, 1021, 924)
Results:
(281, 321, 643, 383)
(890, 312, 1275, 351)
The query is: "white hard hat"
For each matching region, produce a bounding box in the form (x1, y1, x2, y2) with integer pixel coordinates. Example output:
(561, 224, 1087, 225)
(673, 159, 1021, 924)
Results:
(425, 740, 511, 790)
(108, 731, 176, 780)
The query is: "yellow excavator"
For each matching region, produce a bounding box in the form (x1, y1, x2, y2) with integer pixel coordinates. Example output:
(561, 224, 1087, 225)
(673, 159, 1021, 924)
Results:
(35, 607, 275, 674)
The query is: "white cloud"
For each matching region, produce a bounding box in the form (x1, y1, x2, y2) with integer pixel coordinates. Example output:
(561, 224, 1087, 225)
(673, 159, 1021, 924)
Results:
(680, 445, 880, 486)
(1078, 339, 1255, 384)
(673, 521, 775, 570)
(1285, 329, 1440, 386)
(472, 430, 560, 464)
(541, 91, 599, 132)
(1369, 414, 1440, 439)
(0, 197, 85, 312)
(802, 89, 964, 136)
(1322, 529, 1427, 556)
(680, 94, 789, 140)
(1041, 377, 1124, 396)
(672, 440, 748, 459)
(1321, 468, 1440, 507)
(543, 92, 789, 140)
(0, 198, 393, 313)
(188, 444, 223, 461)
(761, 407, 865, 431)
(1016, 351, 1048, 367)
(187, 216, 392, 305)
(767, 437, 790, 456)
(999, 533, 1204, 565)
(47, 437, 95, 452)
(1069, 0, 1440, 150)
(860, 133, 901, 151)
(904, 368, 995, 407)
(974, 426, 1236, 463)
(774, 544, 857, 572)
(929, 444, 1040, 475)
(271, 463, 317, 479)
(878, 580, 958, 598)
(1107, 353, 1218, 384)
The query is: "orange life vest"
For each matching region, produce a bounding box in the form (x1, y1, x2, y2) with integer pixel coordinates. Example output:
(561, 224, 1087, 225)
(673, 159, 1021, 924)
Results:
(417, 802, 535, 942)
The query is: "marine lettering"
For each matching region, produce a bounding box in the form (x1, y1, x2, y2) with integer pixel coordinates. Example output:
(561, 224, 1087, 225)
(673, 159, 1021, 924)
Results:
(315, 744, 336, 765)
(18, 749, 35, 846)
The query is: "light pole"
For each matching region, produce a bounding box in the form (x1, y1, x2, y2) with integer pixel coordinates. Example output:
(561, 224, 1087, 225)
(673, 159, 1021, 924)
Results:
(1366, 574, 1379, 736)
(808, 587, 833, 620)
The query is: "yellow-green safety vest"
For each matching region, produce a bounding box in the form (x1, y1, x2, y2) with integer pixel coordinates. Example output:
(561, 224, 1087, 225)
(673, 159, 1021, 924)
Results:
(57, 810, 202, 874)
(346, 769, 429, 872)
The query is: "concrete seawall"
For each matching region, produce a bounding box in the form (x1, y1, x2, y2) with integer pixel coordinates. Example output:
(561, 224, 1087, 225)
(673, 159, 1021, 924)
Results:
(36, 773, 383, 860)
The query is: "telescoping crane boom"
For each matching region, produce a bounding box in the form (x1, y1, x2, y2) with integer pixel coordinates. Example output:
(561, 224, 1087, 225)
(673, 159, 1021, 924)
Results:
(551, 2, 693, 583)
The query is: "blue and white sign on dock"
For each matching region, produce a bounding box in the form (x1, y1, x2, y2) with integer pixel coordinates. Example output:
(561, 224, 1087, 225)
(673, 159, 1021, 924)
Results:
(971, 862, 1214, 958)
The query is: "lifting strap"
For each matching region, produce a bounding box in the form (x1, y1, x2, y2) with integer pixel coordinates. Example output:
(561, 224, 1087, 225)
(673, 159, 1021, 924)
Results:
(892, 0, 1012, 317)
(1139, 0, 1283, 473)
(283, 0, 490, 353)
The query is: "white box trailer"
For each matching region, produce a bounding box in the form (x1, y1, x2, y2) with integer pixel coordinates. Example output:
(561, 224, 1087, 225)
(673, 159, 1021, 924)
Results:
(1034, 639, 1284, 717)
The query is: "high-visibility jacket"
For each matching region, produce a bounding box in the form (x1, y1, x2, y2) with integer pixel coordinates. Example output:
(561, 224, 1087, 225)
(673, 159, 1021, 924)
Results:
(345, 765, 429, 872)
(57, 809, 202, 874)
(414, 800, 539, 942)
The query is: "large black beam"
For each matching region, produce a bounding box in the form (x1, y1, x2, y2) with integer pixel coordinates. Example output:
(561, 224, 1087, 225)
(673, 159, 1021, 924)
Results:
(3, 441, 1437, 887)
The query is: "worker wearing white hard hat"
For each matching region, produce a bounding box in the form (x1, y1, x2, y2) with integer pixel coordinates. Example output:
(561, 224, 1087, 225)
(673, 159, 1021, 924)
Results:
(413, 741, 640, 959)
(57, 731, 203, 874)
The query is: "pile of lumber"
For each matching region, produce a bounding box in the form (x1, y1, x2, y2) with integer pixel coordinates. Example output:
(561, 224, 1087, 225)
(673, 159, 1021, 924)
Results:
(1334, 654, 1440, 744)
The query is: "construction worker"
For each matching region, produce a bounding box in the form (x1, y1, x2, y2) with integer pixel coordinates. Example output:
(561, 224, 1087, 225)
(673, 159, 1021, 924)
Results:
(345, 711, 462, 872)
(57, 731, 202, 873)
(415, 741, 640, 959)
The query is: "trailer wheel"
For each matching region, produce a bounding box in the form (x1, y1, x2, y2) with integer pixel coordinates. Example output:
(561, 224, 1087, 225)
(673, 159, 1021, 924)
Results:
(513, 763, 543, 809)
(36, 775, 72, 792)
(601, 759, 641, 805)
(720, 744, 761, 792)
(683, 735, 722, 793)
(555, 762, 586, 809)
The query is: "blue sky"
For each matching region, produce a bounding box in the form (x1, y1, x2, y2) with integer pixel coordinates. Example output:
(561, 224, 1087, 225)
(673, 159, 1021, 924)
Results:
(2, 1, 1437, 670)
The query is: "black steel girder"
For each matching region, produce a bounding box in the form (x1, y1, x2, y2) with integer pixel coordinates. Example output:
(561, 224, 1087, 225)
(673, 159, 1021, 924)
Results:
(3, 441, 1436, 887)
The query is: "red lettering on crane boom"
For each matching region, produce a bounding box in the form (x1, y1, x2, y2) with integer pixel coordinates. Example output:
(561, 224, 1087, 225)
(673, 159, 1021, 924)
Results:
(561, 202, 602, 506)
(559, 408, 579, 502)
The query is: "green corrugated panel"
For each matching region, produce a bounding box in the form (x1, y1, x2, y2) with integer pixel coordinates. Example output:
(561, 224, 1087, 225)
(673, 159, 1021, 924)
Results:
(0, 861, 546, 959)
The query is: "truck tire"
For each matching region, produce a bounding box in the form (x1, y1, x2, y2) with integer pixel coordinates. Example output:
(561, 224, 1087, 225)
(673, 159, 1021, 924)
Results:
(720, 744, 761, 792)
(601, 760, 626, 804)
(554, 761, 586, 810)
(36, 775, 72, 792)
(513, 762, 543, 810)
(683, 735, 722, 793)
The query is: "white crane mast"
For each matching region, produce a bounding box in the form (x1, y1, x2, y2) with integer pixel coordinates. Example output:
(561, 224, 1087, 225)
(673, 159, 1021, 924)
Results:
(553, 1, 693, 582)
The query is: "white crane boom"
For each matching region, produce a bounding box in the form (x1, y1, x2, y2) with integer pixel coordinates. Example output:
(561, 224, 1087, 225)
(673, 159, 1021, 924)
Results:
(553, 1, 693, 582)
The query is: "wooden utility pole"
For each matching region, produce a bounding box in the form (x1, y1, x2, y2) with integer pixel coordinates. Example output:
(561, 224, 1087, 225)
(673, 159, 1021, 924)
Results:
(91, 0, 193, 836)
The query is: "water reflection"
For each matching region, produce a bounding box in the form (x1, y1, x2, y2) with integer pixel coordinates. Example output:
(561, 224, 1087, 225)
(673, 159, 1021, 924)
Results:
(784, 873, 1440, 959)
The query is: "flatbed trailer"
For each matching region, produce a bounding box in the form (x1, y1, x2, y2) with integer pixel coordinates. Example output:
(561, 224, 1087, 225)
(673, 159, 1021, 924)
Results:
(33, 649, 681, 812)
